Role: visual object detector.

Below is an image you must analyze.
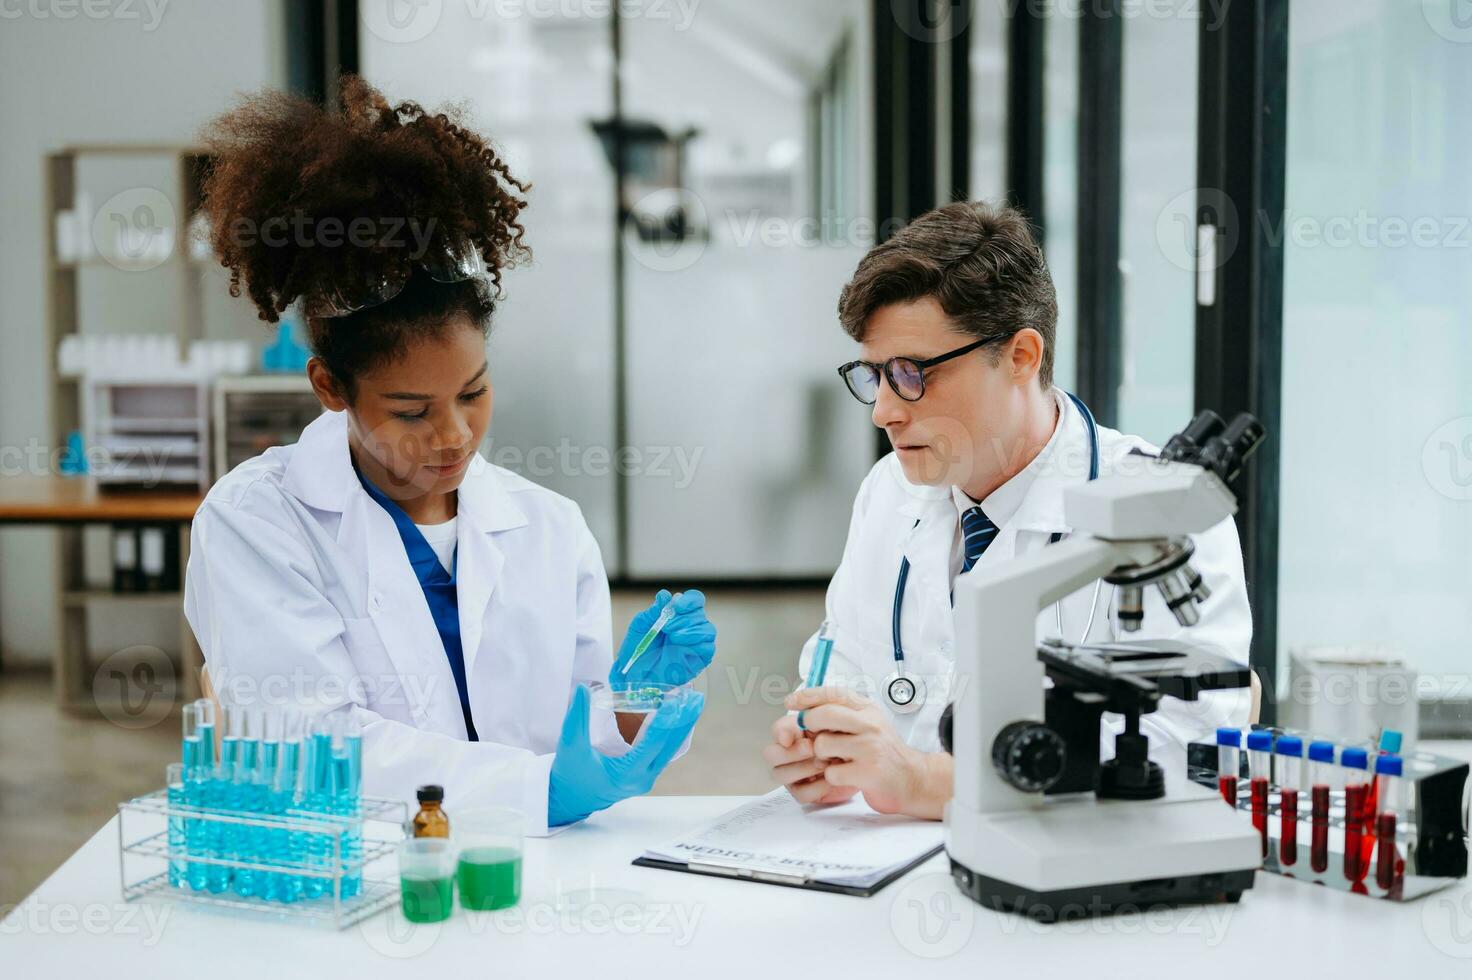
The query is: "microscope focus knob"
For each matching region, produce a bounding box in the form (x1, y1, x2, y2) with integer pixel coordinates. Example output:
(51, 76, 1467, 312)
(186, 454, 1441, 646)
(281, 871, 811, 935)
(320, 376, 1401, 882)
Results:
(991, 722, 1067, 793)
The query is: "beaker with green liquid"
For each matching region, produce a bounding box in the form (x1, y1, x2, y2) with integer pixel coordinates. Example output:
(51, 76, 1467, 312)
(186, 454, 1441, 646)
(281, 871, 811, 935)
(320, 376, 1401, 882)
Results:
(455, 807, 523, 911)
(398, 838, 457, 923)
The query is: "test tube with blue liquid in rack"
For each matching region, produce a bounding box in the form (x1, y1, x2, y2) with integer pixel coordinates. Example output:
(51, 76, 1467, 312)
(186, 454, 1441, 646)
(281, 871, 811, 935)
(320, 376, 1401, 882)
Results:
(333, 714, 364, 898)
(181, 701, 212, 892)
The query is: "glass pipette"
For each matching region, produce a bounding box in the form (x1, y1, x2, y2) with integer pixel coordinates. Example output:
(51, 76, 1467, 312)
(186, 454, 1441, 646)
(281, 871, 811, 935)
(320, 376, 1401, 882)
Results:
(619, 592, 684, 676)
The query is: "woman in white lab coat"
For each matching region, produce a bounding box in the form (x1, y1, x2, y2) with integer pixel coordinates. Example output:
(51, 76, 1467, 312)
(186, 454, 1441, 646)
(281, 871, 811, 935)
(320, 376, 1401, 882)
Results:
(184, 78, 715, 835)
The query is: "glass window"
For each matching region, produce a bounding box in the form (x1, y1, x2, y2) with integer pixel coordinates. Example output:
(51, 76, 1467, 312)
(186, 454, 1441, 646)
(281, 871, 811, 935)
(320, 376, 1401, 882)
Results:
(1042, 10, 1079, 395)
(1278, 2, 1472, 714)
(968, 0, 1007, 203)
(1116, 2, 1198, 444)
(362, 8, 621, 566)
(619, 0, 877, 577)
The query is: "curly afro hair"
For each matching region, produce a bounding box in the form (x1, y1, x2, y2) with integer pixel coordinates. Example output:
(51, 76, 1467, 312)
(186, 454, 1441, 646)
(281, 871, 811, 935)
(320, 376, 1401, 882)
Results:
(198, 75, 530, 395)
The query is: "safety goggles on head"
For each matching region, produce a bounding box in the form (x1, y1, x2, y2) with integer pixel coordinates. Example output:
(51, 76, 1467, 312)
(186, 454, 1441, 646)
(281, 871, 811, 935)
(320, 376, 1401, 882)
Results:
(306, 233, 490, 319)
(837, 336, 995, 404)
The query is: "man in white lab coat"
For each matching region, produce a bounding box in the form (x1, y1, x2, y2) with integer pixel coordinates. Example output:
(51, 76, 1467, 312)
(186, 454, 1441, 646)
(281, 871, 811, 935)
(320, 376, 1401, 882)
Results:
(763, 200, 1256, 818)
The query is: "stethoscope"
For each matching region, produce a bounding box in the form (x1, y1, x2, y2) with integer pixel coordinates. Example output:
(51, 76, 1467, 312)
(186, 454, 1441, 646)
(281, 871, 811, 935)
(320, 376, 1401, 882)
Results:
(881, 392, 1101, 714)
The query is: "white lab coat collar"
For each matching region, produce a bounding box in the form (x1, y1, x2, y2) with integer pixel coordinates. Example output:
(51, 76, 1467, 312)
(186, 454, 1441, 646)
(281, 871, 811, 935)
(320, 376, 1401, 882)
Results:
(282, 410, 528, 532)
(282, 410, 527, 724)
(1006, 387, 1095, 536)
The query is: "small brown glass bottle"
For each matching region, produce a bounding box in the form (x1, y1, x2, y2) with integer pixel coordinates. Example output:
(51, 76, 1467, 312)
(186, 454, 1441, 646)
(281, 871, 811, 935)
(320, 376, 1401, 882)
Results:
(412, 785, 449, 838)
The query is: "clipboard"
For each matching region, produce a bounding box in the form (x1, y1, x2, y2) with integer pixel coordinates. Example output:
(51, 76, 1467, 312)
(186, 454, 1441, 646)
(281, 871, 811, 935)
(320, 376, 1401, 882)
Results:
(630, 789, 947, 897)
(632, 844, 944, 897)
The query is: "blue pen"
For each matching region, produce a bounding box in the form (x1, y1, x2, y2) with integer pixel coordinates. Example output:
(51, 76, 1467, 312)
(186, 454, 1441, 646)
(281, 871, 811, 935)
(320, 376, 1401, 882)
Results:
(796, 620, 837, 732)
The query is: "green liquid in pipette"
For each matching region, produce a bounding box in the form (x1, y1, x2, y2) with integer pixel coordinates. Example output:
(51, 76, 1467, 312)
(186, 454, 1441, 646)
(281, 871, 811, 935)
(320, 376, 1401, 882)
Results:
(457, 847, 522, 910)
(632, 631, 658, 659)
(400, 874, 454, 922)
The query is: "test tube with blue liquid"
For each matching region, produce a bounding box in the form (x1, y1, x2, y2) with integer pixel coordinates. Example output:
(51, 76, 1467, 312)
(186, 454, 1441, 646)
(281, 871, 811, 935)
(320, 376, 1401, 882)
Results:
(299, 716, 335, 899)
(208, 704, 244, 892)
(333, 714, 364, 898)
(253, 710, 283, 902)
(231, 707, 264, 898)
(166, 762, 186, 888)
(274, 710, 305, 903)
(182, 702, 211, 891)
(796, 620, 837, 733)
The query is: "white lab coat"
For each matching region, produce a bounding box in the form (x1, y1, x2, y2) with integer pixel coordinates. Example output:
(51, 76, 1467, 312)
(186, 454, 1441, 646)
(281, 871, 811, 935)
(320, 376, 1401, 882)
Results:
(184, 410, 627, 836)
(799, 390, 1254, 780)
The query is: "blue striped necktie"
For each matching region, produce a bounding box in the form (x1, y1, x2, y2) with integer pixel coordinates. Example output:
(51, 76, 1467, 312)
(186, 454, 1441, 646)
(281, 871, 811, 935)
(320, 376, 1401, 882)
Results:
(960, 505, 999, 573)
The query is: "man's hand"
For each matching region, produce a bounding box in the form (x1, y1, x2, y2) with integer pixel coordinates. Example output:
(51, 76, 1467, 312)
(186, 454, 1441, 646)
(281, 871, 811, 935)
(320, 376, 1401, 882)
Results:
(761, 712, 860, 806)
(782, 686, 952, 820)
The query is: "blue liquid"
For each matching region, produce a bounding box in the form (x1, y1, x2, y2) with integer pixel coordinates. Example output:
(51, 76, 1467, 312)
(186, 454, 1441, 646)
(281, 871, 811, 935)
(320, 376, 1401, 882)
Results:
(254, 741, 280, 902)
(207, 737, 239, 893)
(231, 739, 262, 897)
(275, 740, 304, 903)
(167, 779, 187, 888)
(183, 762, 211, 892)
(332, 735, 363, 899)
(301, 732, 334, 900)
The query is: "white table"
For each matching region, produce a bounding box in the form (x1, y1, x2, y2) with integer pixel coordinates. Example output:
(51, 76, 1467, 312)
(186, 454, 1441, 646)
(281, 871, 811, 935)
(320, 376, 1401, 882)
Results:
(4, 796, 1470, 977)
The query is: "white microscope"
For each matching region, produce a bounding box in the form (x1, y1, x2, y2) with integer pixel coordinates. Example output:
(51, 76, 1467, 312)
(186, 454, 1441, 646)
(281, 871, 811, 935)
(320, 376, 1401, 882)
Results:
(941, 411, 1266, 921)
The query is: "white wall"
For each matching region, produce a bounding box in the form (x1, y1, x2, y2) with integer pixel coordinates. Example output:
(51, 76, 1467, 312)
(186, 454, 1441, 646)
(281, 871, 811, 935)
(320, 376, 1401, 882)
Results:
(0, 0, 284, 664)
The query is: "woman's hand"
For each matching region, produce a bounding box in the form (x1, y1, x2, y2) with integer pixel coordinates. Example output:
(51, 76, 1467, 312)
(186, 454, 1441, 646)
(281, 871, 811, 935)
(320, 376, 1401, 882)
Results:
(611, 589, 716, 687)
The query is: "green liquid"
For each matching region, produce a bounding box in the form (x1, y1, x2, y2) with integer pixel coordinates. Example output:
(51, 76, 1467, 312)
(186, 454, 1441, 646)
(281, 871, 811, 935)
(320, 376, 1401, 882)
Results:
(400, 873, 453, 923)
(457, 847, 522, 911)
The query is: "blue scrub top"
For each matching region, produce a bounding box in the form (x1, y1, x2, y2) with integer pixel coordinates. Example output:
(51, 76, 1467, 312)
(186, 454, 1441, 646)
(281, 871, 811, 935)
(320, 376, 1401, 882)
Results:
(356, 468, 479, 741)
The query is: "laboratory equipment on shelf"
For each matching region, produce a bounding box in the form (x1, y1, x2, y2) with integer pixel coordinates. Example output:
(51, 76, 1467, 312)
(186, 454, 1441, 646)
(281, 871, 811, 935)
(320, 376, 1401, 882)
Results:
(941, 409, 1266, 921)
(1188, 729, 1468, 901)
(118, 706, 408, 929)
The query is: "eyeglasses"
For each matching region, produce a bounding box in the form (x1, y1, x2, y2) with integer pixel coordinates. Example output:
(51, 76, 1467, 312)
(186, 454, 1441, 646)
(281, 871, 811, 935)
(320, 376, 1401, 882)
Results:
(306, 233, 491, 319)
(837, 337, 994, 404)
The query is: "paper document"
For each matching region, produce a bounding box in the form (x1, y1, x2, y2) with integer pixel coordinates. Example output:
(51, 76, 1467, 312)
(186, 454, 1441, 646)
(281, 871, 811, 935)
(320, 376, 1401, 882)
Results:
(641, 789, 944, 889)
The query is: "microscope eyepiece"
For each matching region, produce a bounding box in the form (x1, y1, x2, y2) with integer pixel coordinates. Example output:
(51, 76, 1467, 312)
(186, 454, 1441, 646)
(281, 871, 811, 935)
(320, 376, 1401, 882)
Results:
(1159, 410, 1225, 463)
(1198, 413, 1265, 485)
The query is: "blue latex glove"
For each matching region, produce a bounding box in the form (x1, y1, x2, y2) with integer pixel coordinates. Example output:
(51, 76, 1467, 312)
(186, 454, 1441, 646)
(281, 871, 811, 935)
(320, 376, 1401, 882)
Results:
(611, 589, 717, 687)
(547, 684, 705, 827)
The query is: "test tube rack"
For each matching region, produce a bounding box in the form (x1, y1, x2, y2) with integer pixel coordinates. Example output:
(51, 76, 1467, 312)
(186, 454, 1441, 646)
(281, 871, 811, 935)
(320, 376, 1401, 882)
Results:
(1188, 734, 1469, 901)
(118, 788, 407, 929)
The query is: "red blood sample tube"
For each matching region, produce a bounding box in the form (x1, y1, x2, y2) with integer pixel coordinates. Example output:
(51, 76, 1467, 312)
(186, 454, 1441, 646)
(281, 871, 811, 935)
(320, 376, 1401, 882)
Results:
(1246, 730, 1274, 859)
(1341, 747, 1371, 882)
(1307, 740, 1335, 874)
(1374, 755, 1405, 891)
(1275, 736, 1303, 867)
(1216, 728, 1241, 806)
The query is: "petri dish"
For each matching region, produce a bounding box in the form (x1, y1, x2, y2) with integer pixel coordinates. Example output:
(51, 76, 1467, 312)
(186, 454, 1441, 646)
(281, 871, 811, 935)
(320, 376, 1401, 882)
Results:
(587, 681, 682, 714)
